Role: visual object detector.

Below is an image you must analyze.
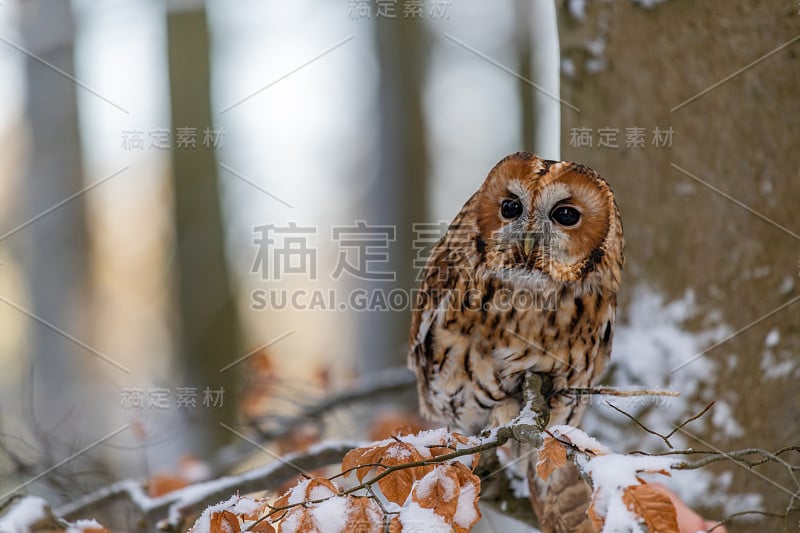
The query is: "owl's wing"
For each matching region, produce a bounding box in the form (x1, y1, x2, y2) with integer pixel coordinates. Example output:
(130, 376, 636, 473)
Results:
(407, 216, 479, 374)
(407, 244, 447, 374)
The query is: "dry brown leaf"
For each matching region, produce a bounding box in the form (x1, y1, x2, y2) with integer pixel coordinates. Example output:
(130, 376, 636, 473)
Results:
(388, 516, 403, 533)
(451, 462, 482, 533)
(342, 440, 432, 505)
(248, 521, 276, 533)
(587, 493, 605, 531)
(378, 463, 428, 505)
(147, 474, 188, 497)
(277, 506, 317, 533)
(411, 465, 460, 522)
(344, 497, 384, 533)
(273, 477, 339, 512)
(275, 424, 321, 455)
(535, 436, 568, 481)
(239, 498, 273, 521)
(622, 482, 679, 533)
(208, 510, 241, 533)
(427, 432, 481, 470)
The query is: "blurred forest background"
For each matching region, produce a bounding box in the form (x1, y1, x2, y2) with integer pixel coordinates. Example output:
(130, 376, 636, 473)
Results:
(0, 1, 797, 531)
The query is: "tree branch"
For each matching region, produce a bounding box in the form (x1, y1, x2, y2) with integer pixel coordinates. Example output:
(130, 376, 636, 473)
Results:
(55, 441, 358, 530)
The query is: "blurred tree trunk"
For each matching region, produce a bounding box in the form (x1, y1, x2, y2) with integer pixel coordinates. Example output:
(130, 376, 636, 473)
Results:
(167, 2, 241, 452)
(359, 17, 430, 373)
(18, 0, 89, 434)
(558, 1, 800, 530)
(515, 0, 535, 151)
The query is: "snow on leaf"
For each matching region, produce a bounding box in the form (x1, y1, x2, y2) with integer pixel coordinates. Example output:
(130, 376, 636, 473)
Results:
(428, 432, 481, 469)
(274, 477, 339, 510)
(342, 441, 431, 505)
(622, 482, 679, 533)
(66, 520, 112, 533)
(278, 506, 317, 533)
(536, 436, 568, 481)
(411, 465, 460, 522)
(148, 474, 189, 497)
(587, 494, 605, 531)
(377, 460, 429, 506)
(451, 463, 481, 532)
(343, 497, 384, 533)
(248, 521, 277, 533)
(549, 425, 610, 456)
(188, 495, 271, 533)
(208, 510, 241, 533)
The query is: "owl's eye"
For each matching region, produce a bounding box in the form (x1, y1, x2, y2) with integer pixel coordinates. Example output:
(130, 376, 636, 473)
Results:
(500, 199, 523, 219)
(550, 206, 581, 227)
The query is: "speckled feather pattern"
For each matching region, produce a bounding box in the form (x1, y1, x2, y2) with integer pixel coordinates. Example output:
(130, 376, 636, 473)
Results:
(408, 153, 624, 434)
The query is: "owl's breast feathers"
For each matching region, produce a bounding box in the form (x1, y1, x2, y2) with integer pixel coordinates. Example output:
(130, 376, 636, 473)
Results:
(408, 156, 622, 434)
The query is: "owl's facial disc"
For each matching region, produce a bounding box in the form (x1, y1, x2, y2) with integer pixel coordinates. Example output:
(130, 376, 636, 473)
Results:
(473, 154, 618, 283)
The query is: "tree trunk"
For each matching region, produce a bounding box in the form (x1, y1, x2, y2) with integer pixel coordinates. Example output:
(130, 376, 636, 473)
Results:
(358, 17, 430, 373)
(167, 3, 242, 453)
(18, 0, 90, 435)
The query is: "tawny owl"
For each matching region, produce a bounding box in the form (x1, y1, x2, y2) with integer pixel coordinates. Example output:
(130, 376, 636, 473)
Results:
(408, 152, 623, 434)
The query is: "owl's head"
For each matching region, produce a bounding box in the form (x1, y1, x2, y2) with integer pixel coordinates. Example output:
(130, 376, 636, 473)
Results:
(470, 152, 623, 288)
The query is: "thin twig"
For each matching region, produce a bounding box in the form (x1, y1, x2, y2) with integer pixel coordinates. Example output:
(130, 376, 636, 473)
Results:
(606, 400, 714, 449)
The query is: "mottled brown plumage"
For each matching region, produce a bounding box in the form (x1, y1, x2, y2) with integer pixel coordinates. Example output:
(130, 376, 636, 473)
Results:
(408, 152, 623, 434)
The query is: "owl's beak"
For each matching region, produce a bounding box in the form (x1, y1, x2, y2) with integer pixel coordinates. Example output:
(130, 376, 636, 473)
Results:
(522, 233, 536, 257)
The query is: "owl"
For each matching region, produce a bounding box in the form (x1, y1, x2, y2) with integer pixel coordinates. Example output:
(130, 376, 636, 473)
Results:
(408, 152, 623, 434)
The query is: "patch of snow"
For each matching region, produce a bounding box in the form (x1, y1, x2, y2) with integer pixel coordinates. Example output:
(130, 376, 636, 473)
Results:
(399, 500, 450, 532)
(310, 496, 349, 533)
(709, 400, 744, 438)
(764, 328, 780, 347)
(760, 349, 797, 380)
(189, 495, 263, 533)
(416, 466, 457, 502)
(582, 285, 763, 517)
(0, 496, 49, 533)
(567, 0, 587, 21)
(550, 425, 610, 455)
(585, 38, 606, 57)
(308, 482, 336, 501)
(585, 56, 608, 74)
(632, 0, 669, 9)
(778, 276, 794, 295)
(602, 493, 644, 533)
(454, 477, 479, 529)
(583, 454, 673, 532)
(66, 519, 106, 533)
(561, 58, 576, 79)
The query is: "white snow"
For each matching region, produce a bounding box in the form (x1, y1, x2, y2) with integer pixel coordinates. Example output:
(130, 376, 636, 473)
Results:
(601, 494, 644, 533)
(632, 0, 668, 9)
(415, 466, 457, 502)
(583, 453, 674, 532)
(310, 496, 349, 533)
(66, 519, 106, 532)
(581, 285, 762, 518)
(549, 425, 611, 455)
(454, 475, 479, 529)
(567, 0, 587, 20)
(0, 496, 50, 533)
(307, 482, 337, 502)
(764, 328, 780, 347)
(398, 500, 451, 532)
(561, 58, 576, 79)
(188, 495, 264, 533)
(710, 400, 744, 438)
